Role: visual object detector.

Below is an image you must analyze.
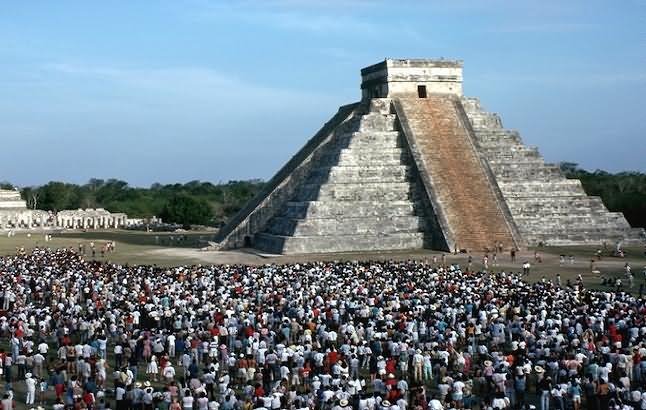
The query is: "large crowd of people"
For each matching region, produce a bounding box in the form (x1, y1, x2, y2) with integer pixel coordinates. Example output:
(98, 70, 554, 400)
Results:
(1, 247, 646, 410)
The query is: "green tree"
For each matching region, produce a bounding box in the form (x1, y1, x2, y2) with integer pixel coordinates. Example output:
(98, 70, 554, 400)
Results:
(160, 194, 214, 226)
(38, 181, 81, 211)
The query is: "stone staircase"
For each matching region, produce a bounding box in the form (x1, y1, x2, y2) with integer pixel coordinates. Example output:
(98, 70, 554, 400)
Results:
(394, 95, 518, 252)
(253, 99, 429, 254)
(462, 97, 645, 246)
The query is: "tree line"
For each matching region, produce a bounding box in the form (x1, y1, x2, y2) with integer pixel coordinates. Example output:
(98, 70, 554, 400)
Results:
(1, 165, 644, 228)
(0, 179, 264, 227)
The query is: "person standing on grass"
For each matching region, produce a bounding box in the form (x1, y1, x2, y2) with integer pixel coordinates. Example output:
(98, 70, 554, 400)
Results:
(25, 372, 36, 405)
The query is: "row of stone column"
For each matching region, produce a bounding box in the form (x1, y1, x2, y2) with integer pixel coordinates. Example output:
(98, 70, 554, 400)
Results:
(0, 212, 127, 230)
(0, 213, 50, 229)
(55, 215, 127, 229)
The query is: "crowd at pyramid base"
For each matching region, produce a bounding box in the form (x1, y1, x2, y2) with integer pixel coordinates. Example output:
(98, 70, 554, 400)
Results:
(215, 59, 645, 254)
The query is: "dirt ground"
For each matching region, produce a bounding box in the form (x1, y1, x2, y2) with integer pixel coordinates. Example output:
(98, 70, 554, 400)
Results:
(0, 231, 644, 291)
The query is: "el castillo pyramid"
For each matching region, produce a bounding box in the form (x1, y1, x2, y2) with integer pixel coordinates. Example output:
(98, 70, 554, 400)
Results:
(215, 59, 645, 254)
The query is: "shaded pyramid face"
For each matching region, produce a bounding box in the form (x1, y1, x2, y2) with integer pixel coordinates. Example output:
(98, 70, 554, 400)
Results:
(253, 99, 431, 254)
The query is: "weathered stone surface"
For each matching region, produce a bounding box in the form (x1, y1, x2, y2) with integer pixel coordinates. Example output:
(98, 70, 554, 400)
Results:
(254, 232, 425, 255)
(215, 59, 644, 254)
(394, 96, 520, 252)
(462, 97, 645, 245)
(250, 98, 434, 254)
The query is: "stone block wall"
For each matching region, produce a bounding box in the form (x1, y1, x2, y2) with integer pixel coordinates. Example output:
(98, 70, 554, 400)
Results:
(250, 98, 434, 254)
(462, 97, 645, 245)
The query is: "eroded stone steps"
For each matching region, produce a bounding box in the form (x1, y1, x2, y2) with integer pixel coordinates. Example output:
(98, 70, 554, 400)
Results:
(475, 136, 524, 144)
(251, 97, 433, 254)
(295, 182, 418, 202)
(334, 132, 403, 149)
(284, 200, 420, 219)
(515, 217, 631, 230)
(494, 167, 562, 182)
(498, 180, 587, 197)
(318, 149, 410, 167)
(254, 232, 425, 254)
(305, 165, 412, 184)
(396, 96, 517, 250)
(463, 96, 643, 246)
(266, 215, 424, 236)
(483, 151, 543, 163)
(357, 113, 398, 132)
(506, 196, 607, 211)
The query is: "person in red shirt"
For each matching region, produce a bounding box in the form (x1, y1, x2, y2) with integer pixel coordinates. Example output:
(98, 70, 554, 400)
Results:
(327, 348, 339, 367)
(386, 357, 397, 375)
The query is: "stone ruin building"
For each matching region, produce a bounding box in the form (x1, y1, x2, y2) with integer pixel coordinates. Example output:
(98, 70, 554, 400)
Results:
(215, 59, 645, 254)
(0, 188, 127, 230)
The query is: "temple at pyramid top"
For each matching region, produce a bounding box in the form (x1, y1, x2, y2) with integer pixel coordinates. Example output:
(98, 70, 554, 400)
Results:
(360, 58, 464, 99)
(213, 58, 644, 254)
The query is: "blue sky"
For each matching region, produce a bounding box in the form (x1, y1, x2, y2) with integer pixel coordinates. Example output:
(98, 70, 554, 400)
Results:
(1, 1, 645, 187)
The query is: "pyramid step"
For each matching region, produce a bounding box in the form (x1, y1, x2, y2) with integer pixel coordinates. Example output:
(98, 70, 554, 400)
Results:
(266, 215, 424, 236)
(499, 180, 586, 196)
(296, 182, 417, 202)
(318, 148, 409, 166)
(284, 200, 420, 219)
(494, 166, 562, 182)
(254, 232, 425, 254)
(474, 131, 522, 144)
(357, 98, 395, 115)
(306, 165, 413, 184)
(357, 113, 398, 132)
(524, 230, 643, 246)
(395, 96, 517, 250)
(489, 159, 546, 167)
(506, 196, 606, 209)
(514, 213, 630, 225)
(335, 131, 402, 149)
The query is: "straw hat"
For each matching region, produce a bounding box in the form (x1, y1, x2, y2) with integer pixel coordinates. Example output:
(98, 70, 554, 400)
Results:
(340, 399, 349, 406)
(534, 365, 545, 373)
(484, 360, 493, 367)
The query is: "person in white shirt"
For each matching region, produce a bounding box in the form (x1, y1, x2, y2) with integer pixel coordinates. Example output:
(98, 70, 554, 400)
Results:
(24, 373, 36, 405)
(428, 395, 444, 410)
(37, 342, 48, 356)
(181, 389, 194, 410)
(452, 378, 466, 406)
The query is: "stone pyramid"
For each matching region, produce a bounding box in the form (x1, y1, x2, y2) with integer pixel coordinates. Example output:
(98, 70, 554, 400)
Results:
(215, 59, 644, 254)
